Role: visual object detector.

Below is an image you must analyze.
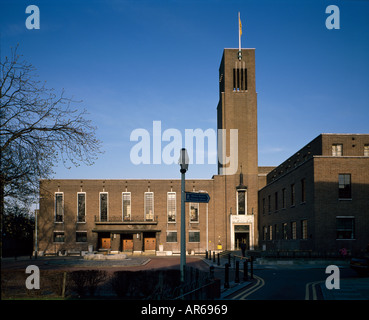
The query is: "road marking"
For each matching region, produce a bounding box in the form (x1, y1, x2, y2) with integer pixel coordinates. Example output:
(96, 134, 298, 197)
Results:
(305, 281, 324, 300)
(232, 274, 265, 300)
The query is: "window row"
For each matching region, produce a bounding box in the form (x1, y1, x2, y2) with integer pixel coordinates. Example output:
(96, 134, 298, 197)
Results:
(262, 220, 308, 241)
(54, 192, 201, 223)
(261, 173, 353, 215)
(53, 231, 87, 243)
(262, 179, 306, 214)
(166, 231, 200, 243)
(262, 217, 355, 241)
(332, 143, 369, 156)
(52, 231, 201, 244)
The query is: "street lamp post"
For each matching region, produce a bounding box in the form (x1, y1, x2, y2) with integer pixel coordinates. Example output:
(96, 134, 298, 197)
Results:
(34, 196, 44, 259)
(179, 148, 189, 284)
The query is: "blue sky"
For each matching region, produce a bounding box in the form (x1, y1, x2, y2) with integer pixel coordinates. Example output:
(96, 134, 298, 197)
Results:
(1, 0, 369, 180)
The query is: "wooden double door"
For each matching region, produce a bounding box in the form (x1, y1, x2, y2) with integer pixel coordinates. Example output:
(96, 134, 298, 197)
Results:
(144, 237, 156, 251)
(101, 238, 111, 249)
(122, 238, 134, 251)
(143, 232, 157, 251)
(119, 232, 157, 252)
(121, 236, 155, 251)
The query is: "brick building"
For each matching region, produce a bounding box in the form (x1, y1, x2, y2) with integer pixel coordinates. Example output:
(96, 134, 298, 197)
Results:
(37, 47, 369, 257)
(37, 48, 264, 255)
(258, 134, 369, 255)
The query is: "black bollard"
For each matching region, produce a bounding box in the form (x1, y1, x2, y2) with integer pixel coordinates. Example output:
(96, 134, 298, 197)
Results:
(205, 250, 208, 260)
(224, 263, 230, 288)
(209, 250, 212, 260)
(235, 261, 240, 283)
(243, 260, 248, 281)
(213, 251, 216, 263)
(217, 253, 220, 266)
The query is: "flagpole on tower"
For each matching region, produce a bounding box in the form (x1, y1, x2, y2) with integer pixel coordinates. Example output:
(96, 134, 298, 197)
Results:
(238, 12, 242, 60)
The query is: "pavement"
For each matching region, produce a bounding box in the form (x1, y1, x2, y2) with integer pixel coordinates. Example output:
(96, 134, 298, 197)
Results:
(2, 253, 369, 300)
(200, 254, 254, 299)
(201, 252, 369, 300)
(319, 277, 369, 300)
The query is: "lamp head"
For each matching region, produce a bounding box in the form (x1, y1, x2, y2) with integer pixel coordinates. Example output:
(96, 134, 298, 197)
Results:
(178, 148, 189, 173)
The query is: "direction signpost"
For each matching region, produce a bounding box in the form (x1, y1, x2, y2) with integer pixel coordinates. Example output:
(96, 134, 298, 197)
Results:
(185, 192, 210, 203)
(178, 148, 210, 287)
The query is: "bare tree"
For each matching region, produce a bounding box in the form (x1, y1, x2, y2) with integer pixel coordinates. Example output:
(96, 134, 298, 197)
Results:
(0, 46, 102, 244)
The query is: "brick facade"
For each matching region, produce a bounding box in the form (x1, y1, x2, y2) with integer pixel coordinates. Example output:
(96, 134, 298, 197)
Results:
(37, 49, 260, 255)
(259, 134, 369, 255)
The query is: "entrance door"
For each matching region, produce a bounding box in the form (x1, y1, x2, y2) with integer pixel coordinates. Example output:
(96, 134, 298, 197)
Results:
(234, 225, 250, 250)
(144, 238, 156, 251)
(122, 239, 134, 251)
(234, 232, 249, 250)
(101, 238, 111, 249)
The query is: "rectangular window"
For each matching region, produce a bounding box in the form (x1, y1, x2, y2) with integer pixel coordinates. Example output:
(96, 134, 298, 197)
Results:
(291, 221, 297, 240)
(364, 144, 369, 156)
(234, 225, 250, 233)
(274, 224, 278, 240)
(122, 192, 131, 221)
(282, 223, 288, 240)
(77, 193, 86, 223)
(190, 203, 199, 223)
(55, 193, 64, 222)
(269, 225, 273, 240)
(189, 231, 200, 243)
(332, 144, 343, 156)
(338, 174, 351, 199)
(100, 192, 108, 222)
(262, 198, 265, 215)
(76, 231, 87, 242)
(301, 178, 306, 203)
(336, 217, 355, 239)
(144, 192, 154, 221)
(268, 195, 271, 213)
(291, 184, 295, 206)
(263, 226, 267, 241)
(237, 191, 246, 215)
(275, 192, 278, 211)
(282, 188, 286, 209)
(53, 231, 65, 243)
(166, 231, 177, 243)
(301, 220, 308, 240)
(167, 192, 176, 222)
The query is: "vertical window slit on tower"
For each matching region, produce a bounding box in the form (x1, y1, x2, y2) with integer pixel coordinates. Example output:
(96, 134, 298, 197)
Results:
(233, 68, 236, 91)
(237, 68, 240, 91)
(233, 68, 247, 91)
(241, 68, 244, 91)
(244, 68, 247, 90)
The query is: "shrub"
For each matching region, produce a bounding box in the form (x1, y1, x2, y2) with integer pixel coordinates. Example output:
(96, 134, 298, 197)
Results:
(69, 270, 107, 297)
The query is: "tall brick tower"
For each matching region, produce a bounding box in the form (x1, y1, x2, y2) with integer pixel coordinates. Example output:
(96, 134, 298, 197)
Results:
(216, 48, 259, 250)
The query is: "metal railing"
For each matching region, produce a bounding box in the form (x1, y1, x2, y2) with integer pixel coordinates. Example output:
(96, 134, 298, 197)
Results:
(94, 215, 158, 223)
